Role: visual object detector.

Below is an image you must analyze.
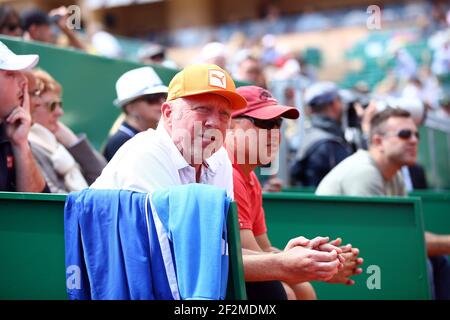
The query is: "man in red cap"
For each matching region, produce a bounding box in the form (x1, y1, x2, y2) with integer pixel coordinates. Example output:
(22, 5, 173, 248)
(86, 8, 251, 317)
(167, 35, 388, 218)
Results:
(226, 85, 363, 299)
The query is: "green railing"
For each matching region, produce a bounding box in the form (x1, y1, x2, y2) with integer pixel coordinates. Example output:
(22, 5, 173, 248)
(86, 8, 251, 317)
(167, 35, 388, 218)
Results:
(263, 192, 431, 299)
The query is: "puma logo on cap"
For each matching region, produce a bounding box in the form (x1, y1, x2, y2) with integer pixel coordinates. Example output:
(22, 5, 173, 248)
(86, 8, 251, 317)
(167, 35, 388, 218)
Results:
(208, 70, 226, 89)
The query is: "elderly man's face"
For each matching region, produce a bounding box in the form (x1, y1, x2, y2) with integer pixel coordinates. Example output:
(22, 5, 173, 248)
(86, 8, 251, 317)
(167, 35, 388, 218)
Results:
(167, 93, 232, 165)
(0, 70, 26, 119)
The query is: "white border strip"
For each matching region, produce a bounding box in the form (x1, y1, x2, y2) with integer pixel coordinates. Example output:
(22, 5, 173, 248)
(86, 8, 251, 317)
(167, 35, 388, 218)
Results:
(146, 194, 180, 300)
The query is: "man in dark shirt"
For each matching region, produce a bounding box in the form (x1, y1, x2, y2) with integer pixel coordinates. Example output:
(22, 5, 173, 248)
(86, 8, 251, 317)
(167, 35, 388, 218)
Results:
(103, 66, 167, 161)
(291, 81, 353, 187)
(0, 40, 47, 192)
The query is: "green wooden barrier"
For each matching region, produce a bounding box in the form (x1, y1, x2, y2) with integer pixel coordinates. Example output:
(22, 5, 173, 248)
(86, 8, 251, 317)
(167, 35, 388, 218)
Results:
(262, 192, 431, 299)
(0, 192, 246, 300)
(282, 187, 315, 193)
(409, 190, 450, 235)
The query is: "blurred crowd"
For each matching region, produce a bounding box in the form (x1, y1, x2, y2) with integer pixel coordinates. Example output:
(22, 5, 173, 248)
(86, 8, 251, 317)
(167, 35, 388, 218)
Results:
(1, 1, 450, 192)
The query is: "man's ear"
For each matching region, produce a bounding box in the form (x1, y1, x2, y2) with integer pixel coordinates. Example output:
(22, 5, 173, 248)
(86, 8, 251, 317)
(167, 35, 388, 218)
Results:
(371, 134, 383, 147)
(28, 24, 38, 38)
(161, 102, 172, 127)
(123, 103, 133, 115)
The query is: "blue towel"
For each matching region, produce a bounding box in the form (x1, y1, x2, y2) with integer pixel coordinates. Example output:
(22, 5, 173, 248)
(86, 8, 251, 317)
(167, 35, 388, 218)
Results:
(152, 184, 230, 300)
(64, 184, 230, 300)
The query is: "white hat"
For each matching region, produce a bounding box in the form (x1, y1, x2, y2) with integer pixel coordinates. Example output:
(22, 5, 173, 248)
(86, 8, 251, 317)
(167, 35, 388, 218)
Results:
(114, 66, 168, 107)
(0, 41, 39, 71)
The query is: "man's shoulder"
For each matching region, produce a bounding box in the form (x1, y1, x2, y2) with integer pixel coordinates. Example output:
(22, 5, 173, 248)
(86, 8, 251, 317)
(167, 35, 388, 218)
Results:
(115, 129, 162, 155)
(103, 129, 171, 173)
(334, 151, 380, 178)
(105, 130, 133, 148)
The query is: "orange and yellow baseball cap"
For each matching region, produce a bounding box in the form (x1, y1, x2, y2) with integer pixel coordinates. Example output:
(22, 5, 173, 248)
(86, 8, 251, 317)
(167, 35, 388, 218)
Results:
(166, 63, 247, 110)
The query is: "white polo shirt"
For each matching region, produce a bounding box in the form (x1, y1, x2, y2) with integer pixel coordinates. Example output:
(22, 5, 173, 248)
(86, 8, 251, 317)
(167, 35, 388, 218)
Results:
(91, 122, 234, 198)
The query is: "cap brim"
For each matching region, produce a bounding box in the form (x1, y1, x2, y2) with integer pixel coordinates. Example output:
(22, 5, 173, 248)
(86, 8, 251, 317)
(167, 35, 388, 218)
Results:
(239, 104, 300, 120)
(114, 85, 168, 107)
(0, 54, 39, 71)
(176, 88, 247, 111)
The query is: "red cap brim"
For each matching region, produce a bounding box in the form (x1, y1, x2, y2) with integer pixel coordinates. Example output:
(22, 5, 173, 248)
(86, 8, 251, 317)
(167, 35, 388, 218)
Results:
(233, 104, 299, 120)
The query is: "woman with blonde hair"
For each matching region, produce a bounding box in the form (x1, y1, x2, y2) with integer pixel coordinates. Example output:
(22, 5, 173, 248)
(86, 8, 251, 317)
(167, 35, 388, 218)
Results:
(28, 69, 106, 193)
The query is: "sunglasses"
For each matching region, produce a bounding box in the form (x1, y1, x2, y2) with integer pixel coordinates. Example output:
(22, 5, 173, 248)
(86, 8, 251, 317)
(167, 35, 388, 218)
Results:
(385, 129, 420, 140)
(44, 101, 63, 112)
(141, 93, 167, 105)
(237, 116, 283, 130)
(2, 23, 20, 32)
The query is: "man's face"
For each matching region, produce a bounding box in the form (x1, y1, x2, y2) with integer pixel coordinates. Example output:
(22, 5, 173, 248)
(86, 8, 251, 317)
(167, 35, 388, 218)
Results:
(128, 93, 165, 130)
(380, 117, 418, 167)
(0, 15, 23, 37)
(30, 90, 63, 133)
(238, 59, 266, 88)
(167, 93, 232, 165)
(230, 116, 282, 166)
(0, 70, 26, 119)
(332, 96, 343, 120)
(23, 72, 43, 114)
(30, 24, 56, 44)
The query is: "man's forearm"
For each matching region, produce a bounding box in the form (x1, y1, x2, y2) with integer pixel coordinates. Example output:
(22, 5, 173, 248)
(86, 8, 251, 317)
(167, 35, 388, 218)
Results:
(242, 251, 283, 282)
(425, 232, 450, 256)
(61, 28, 86, 51)
(12, 144, 46, 192)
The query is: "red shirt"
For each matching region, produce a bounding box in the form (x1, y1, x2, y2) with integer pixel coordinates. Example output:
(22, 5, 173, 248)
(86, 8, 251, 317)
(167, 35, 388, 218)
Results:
(232, 163, 267, 237)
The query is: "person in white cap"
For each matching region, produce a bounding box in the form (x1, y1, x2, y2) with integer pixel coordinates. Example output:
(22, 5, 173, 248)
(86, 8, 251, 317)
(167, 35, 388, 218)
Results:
(102, 66, 168, 161)
(0, 40, 47, 192)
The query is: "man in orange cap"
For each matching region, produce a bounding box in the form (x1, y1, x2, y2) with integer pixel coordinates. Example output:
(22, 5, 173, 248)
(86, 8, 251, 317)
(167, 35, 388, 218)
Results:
(92, 63, 246, 197)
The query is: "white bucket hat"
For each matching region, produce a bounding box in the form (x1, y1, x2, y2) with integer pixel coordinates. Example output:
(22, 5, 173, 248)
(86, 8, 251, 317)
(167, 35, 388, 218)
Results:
(0, 41, 39, 71)
(114, 66, 168, 107)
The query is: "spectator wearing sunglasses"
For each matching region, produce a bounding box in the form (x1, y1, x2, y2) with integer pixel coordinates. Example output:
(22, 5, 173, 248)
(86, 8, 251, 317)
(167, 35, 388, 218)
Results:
(0, 5, 23, 37)
(103, 67, 168, 161)
(316, 107, 450, 300)
(226, 86, 363, 300)
(27, 69, 106, 193)
(316, 108, 418, 196)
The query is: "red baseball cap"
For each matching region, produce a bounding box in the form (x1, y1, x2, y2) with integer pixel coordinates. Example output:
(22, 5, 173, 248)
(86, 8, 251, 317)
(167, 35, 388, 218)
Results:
(232, 86, 300, 120)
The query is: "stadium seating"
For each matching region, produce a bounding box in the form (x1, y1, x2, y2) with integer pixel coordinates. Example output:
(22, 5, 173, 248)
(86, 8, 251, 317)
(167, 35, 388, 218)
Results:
(0, 192, 246, 300)
(263, 192, 431, 299)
